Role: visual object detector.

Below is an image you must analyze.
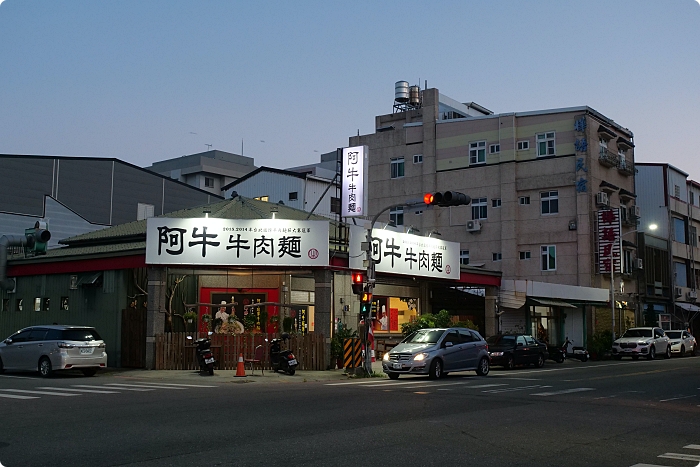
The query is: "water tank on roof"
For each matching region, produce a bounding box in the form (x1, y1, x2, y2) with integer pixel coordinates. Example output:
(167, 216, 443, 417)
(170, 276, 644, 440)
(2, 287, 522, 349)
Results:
(409, 85, 420, 106)
(395, 81, 409, 102)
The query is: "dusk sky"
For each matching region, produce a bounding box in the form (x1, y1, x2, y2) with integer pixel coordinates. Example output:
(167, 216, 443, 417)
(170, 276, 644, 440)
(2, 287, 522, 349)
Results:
(1, 1, 698, 178)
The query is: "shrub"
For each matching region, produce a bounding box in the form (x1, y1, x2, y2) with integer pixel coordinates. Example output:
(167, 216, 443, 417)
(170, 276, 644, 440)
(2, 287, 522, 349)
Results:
(589, 330, 613, 360)
(400, 309, 476, 336)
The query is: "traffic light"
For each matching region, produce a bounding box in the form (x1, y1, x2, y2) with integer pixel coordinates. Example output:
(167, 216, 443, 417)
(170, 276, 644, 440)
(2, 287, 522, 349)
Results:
(359, 290, 372, 317)
(351, 271, 365, 295)
(424, 191, 471, 207)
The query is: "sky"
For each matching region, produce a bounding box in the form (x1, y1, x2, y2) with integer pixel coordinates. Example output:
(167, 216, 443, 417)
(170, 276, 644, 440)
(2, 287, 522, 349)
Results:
(0, 0, 699, 178)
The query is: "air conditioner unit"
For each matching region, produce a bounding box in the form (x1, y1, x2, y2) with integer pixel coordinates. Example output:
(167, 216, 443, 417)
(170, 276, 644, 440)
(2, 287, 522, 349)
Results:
(466, 220, 482, 232)
(687, 290, 698, 300)
(635, 258, 643, 270)
(631, 205, 641, 218)
(675, 286, 683, 298)
(596, 192, 609, 206)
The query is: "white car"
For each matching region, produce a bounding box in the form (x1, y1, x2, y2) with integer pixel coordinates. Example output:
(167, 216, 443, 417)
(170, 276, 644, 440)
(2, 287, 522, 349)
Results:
(611, 327, 671, 360)
(665, 330, 696, 357)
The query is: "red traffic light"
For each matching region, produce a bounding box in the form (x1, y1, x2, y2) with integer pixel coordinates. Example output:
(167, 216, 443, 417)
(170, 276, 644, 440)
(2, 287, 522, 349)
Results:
(424, 191, 469, 207)
(351, 272, 365, 295)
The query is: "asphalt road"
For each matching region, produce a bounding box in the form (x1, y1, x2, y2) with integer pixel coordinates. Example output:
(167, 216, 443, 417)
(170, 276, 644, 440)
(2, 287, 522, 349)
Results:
(1, 356, 699, 467)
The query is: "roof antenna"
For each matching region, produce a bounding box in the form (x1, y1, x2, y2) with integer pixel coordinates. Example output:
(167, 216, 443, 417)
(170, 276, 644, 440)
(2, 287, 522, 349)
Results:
(205, 144, 212, 151)
(357, 129, 360, 136)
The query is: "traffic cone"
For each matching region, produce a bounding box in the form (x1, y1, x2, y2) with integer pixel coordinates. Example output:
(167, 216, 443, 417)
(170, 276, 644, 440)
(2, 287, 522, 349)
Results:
(235, 353, 246, 377)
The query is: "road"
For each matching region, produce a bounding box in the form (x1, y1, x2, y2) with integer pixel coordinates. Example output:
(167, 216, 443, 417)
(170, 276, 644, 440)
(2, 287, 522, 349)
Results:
(0, 356, 699, 467)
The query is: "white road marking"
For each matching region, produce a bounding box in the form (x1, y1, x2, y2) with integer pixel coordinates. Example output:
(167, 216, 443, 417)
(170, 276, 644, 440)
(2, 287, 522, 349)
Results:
(326, 379, 406, 386)
(36, 387, 120, 394)
(0, 389, 80, 397)
(483, 385, 550, 394)
(361, 380, 438, 388)
(630, 464, 678, 467)
(126, 382, 218, 388)
(683, 444, 700, 450)
(468, 383, 508, 389)
(73, 385, 154, 392)
(0, 393, 39, 399)
(658, 452, 700, 462)
(398, 382, 476, 389)
(659, 395, 696, 402)
(531, 388, 595, 396)
(105, 383, 187, 390)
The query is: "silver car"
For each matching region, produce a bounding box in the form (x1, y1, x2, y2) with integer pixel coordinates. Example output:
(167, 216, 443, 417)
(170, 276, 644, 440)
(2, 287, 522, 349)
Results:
(611, 327, 671, 360)
(665, 330, 696, 357)
(382, 327, 490, 379)
(0, 325, 107, 377)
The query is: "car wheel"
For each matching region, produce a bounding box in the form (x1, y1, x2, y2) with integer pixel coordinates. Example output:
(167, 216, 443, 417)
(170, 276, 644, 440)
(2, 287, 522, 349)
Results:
(0, 356, 4, 374)
(429, 359, 443, 379)
(476, 357, 489, 376)
(504, 355, 515, 370)
(388, 372, 399, 380)
(680, 345, 686, 357)
(81, 368, 97, 377)
(613, 355, 622, 360)
(535, 354, 545, 368)
(38, 357, 53, 378)
(664, 345, 671, 359)
(647, 346, 656, 360)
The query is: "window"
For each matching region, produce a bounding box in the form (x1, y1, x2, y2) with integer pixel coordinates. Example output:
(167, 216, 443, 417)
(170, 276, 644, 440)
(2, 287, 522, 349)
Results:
(675, 261, 688, 287)
(541, 245, 556, 271)
(537, 132, 556, 156)
(43, 298, 50, 312)
(492, 198, 501, 208)
(61, 297, 69, 311)
(691, 191, 696, 206)
(674, 217, 686, 244)
(472, 197, 487, 220)
(674, 185, 681, 198)
(489, 144, 500, 154)
(288, 192, 298, 201)
(390, 157, 405, 179)
(517, 140, 529, 151)
(691, 226, 698, 247)
(254, 196, 269, 202)
(492, 253, 502, 262)
(520, 251, 531, 260)
(16, 298, 23, 312)
(519, 196, 530, 205)
(623, 250, 633, 275)
(414, 210, 423, 215)
(390, 206, 404, 226)
(599, 139, 608, 150)
(540, 191, 559, 215)
(330, 197, 341, 214)
(137, 203, 155, 220)
(413, 154, 423, 164)
(204, 177, 214, 188)
(470, 141, 486, 164)
(460, 250, 470, 265)
(34, 298, 41, 312)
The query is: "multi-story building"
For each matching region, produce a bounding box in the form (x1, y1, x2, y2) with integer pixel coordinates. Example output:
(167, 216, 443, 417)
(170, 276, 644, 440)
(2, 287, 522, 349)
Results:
(636, 163, 700, 333)
(348, 84, 638, 345)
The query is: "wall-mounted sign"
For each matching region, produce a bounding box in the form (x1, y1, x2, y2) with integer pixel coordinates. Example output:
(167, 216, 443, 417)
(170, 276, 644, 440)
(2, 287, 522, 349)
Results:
(146, 218, 329, 266)
(341, 145, 368, 217)
(597, 208, 621, 274)
(349, 225, 460, 280)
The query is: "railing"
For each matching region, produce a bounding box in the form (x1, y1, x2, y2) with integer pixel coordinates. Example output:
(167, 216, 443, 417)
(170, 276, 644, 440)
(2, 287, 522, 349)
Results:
(598, 148, 618, 167)
(617, 157, 634, 176)
(154, 332, 326, 371)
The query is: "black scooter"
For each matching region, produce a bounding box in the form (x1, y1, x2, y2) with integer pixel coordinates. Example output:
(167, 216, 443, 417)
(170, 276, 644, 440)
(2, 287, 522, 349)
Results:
(268, 333, 298, 375)
(547, 338, 589, 363)
(187, 333, 215, 375)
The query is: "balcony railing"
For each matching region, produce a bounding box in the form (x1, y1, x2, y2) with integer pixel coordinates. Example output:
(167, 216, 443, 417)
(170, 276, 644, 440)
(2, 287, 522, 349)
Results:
(617, 157, 634, 176)
(598, 148, 618, 167)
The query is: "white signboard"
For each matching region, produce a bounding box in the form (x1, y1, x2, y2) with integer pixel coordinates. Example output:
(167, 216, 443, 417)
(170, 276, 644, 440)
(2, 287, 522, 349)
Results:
(597, 208, 621, 274)
(146, 218, 329, 266)
(349, 225, 460, 280)
(341, 145, 368, 217)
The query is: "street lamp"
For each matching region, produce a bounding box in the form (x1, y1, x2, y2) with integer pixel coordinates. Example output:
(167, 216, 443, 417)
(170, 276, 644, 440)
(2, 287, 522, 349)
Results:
(610, 224, 657, 341)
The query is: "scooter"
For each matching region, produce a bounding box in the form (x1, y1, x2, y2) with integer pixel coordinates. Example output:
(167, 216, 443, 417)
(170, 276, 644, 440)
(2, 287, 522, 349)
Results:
(187, 333, 215, 375)
(563, 338, 589, 362)
(268, 333, 298, 375)
(547, 343, 566, 363)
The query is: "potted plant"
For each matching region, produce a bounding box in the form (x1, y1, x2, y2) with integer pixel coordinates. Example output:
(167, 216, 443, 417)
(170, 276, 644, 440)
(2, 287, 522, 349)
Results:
(183, 310, 198, 324)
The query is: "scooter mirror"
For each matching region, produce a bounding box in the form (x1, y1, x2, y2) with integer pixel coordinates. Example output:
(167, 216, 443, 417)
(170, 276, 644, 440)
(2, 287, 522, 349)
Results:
(186, 336, 193, 340)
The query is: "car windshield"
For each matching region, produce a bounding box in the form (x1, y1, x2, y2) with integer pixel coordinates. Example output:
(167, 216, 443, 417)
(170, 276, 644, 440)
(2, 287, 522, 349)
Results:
(404, 329, 445, 344)
(665, 331, 682, 339)
(622, 329, 652, 338)
(486, 335, 516, 345)
(61, 329, 102, 341)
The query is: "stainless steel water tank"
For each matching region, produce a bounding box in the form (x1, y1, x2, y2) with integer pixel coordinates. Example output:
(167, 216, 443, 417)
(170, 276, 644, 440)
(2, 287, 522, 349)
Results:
(395, 81, 409, 102)
(409, 85, 420, 105)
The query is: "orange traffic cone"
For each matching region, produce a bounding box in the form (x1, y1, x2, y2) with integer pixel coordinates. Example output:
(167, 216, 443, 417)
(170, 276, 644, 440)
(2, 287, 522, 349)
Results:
(235, 353, 246, 377)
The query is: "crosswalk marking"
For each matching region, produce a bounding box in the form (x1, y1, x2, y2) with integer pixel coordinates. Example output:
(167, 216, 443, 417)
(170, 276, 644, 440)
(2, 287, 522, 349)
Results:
(399, 382, 475, 389)
(0, 393, 39, 400)
(659, 394, 696, 402)
(326, 380, 395, 386)
(361, 380, 438, 388)
(630, 464, 676, 467)
(36, 387, 120, 394)
(658, 452, 700, 462)
(104, 383, 187, 390)
(531, 388, 595, 396)
(0, 389, 80, 397)
(683, 444, 700, 450)
(483, 385, 551, 394)
(124, 382, 218, 388)
(73, 384, 154, 392)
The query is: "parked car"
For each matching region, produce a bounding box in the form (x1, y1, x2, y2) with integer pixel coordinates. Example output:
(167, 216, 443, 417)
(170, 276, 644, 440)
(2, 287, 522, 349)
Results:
(0, 325, 107, 377)
(486, 334, 548, 370)
(665, 330, 696, 357)
(382, 327, 490, 379)
(611, 327, 671, 360)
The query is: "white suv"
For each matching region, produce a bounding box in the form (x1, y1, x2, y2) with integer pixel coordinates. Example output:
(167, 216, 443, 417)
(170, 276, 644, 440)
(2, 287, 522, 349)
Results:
(612, 327, 671, 360)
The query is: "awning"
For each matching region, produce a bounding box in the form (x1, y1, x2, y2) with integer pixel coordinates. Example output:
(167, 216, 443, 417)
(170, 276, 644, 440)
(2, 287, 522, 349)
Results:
(676, 302, 700, 313)
(77, 272, 102, 287)
(529, 298, 577, 309)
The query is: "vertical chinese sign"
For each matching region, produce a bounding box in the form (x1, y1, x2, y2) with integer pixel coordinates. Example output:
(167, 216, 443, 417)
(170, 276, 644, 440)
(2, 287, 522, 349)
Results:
(597, 208, 621, 274)
(341, 145, 368, 217)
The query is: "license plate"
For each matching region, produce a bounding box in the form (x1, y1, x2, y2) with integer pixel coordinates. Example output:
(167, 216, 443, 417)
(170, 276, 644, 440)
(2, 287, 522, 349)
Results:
(204, 357, 215, 364)
(288, 359, 297, 366)
(392, 363, 402, 370)
(80, 347, 94, 354)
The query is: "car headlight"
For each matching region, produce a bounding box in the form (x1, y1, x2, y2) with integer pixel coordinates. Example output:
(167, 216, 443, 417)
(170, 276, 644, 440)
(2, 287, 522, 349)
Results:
(413, 352, 429, 361)
(490, 351, 504, 357)
(612, 342, 620, 347)
(383, 352, 390, 361)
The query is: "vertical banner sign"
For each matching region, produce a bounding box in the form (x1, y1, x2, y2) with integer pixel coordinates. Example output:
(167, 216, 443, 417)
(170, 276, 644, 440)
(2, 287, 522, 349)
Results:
(597, 208, 621, 274)
(342, 145, 368, 217)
